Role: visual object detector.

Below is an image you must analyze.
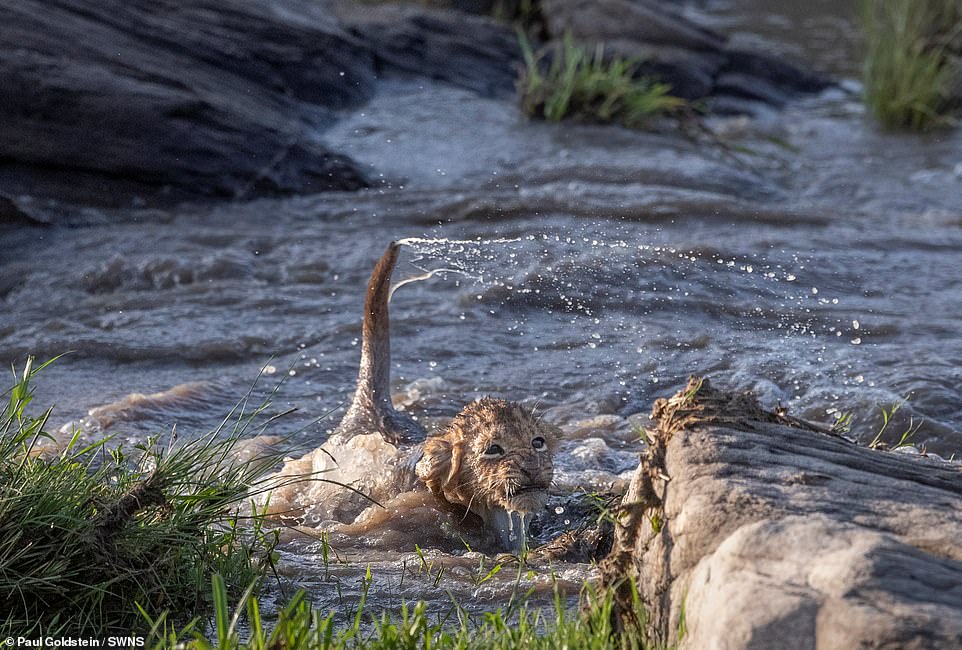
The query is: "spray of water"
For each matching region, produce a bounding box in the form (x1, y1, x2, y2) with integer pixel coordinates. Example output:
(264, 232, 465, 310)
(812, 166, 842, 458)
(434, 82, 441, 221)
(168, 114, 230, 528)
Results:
(391, 237, 525, 297)
(388, 226, 867, 415)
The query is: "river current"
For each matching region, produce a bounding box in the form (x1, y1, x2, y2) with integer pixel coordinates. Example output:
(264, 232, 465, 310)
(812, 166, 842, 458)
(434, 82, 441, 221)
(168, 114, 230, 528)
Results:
(2, 0, 961, 621)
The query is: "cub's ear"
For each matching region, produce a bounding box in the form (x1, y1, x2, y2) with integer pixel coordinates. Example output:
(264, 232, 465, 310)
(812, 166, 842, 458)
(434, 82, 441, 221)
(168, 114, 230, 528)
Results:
(414, 438, 452, 494)
(416, 437, 462, 495)
(445, 439, 464, 486)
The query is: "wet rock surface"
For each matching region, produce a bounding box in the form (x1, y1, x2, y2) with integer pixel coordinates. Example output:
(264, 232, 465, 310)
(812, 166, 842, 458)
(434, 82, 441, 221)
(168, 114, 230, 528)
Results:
(0, 0, 378, 208)
(540, 0, 831, 107)
(1, 0, 835, 216)
(336, 3, 521, 98)
(601, 378, 962, 649)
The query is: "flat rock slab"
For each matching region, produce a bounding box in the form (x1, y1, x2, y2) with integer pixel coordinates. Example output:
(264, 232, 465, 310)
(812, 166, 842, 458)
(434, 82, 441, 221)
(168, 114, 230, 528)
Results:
(0, 0, 522, 212)
(541, 0, 830, 106)
(337, 3, 521, 98)
(601, 377, 962, 649)
(1, 0, 376, 205)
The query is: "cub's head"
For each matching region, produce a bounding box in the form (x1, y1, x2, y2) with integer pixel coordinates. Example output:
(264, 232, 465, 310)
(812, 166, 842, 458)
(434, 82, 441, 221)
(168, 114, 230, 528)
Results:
(416, 397, 556, 521)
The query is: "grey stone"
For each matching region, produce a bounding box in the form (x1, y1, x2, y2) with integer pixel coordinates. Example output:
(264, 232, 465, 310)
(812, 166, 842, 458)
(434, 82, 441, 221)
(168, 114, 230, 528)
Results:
(539, 0, 831, 106)
(601, 377, 962, 649)
(0, 0, 375, 206)
(541, 0, 725, 52)
(340, 4, 522, 98)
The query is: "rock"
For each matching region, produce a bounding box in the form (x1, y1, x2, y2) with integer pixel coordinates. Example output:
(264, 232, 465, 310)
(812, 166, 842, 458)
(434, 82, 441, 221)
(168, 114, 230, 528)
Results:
(563, 414, 627, 439)
(603, 40, 725, 100)
(539, 0, 831, 106)
(541, 393, 622, 426)
(541, 0, 726, 52)
(0, 0, 375, 206)
(601, 377, 962, 648)
(338, 4, 522, 98)
(0, 194, 45, 227)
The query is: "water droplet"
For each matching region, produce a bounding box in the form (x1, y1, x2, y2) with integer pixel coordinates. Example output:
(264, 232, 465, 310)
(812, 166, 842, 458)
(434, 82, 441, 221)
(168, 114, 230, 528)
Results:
(554, 506, 565, 514)
(852, 320, 860, 330)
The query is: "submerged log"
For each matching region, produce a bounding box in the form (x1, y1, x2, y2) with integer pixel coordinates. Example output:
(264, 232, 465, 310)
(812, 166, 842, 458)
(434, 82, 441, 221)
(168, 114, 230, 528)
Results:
(601, 377, 962, 648)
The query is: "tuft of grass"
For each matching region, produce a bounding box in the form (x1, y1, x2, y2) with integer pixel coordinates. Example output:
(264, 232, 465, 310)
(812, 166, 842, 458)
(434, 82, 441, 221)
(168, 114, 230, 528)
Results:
(518, 33, 686, 129)
(860, 0, 961, 130)
(0, 357, 295, 636)
(144, 575, 649, 649)
(830, 410, 854, 436)
(868, 398, 923, 450)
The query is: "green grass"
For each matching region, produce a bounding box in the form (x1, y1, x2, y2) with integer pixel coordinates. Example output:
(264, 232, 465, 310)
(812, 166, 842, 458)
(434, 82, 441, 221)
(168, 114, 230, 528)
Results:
(518, 33, 686, 129)
(0, 357, 297, 635)
(144, 572, 648, 649)
(868, 398, 922, 450)
(861, 0, 961, 130)
(3, 359, 650, 646)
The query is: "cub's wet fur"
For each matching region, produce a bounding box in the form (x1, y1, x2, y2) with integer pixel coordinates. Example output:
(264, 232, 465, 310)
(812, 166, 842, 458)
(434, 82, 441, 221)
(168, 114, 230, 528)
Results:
(415, 397, 556, 549)
(336, 242, 557, 550)
(330, 242, 425, 446)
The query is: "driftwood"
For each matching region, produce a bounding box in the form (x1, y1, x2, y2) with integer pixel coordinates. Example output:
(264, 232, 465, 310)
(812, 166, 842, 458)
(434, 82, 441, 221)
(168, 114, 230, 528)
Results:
(601, 377, 962, 649)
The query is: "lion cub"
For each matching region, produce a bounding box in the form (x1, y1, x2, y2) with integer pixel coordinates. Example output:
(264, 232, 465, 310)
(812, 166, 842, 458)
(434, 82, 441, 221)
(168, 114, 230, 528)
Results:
(325, 242, 557, 551)
(416, 397, 557, 550)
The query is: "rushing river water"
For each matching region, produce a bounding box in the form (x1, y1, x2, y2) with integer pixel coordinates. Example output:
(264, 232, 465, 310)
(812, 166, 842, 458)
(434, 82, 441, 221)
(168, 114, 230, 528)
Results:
(2, 0, 962, 621)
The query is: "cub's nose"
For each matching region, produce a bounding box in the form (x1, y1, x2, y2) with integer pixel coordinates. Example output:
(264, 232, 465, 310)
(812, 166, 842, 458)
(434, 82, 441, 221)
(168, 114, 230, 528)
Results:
(518, 457, 546, 479)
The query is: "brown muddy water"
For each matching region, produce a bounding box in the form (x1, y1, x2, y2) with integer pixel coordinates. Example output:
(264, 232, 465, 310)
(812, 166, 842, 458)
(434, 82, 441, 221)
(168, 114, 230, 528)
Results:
(3, 0, 962, 625)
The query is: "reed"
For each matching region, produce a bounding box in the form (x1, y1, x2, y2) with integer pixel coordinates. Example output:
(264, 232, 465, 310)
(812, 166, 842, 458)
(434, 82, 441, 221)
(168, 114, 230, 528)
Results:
(0, 357, 290, 635)
(860, 0, 961, 130)
(518, 33, 686, 129)
(144, 573, 649, 649)
(4, 358, 647, 645)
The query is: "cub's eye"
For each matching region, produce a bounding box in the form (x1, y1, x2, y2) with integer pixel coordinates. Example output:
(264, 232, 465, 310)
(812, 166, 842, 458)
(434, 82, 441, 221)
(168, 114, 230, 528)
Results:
(483, 444, 505, 458)
(531, 436, 547, 451)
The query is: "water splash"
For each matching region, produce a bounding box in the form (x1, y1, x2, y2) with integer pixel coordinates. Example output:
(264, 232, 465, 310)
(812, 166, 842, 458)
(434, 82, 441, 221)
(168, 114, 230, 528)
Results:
(395, 237, 522, 248)
(390, 225, 875, 418)
(391, 237, 525, 295)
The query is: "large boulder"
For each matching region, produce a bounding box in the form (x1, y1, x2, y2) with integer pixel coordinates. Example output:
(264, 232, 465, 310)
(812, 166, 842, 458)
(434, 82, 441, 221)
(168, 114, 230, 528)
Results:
(601, 377, 962, 648)
(0, 0, 376, 206)
(337, 4, 522, 98)
(540, 0, 831, 107)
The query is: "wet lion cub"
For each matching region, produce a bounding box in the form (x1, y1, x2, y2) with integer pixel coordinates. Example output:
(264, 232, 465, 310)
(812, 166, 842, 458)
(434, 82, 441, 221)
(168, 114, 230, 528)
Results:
(416, 397, 556, 550)
(336, 242, 558, 550)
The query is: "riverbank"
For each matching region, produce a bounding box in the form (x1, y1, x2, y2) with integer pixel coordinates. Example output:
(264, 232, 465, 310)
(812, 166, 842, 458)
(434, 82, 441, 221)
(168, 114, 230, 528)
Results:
(3, 0, 962, 644)
(7, 362, 959, 646)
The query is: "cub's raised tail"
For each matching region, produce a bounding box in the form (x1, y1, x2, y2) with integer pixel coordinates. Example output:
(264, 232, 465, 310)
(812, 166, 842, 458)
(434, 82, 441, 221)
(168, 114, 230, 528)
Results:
(330, 242, 426, 445)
